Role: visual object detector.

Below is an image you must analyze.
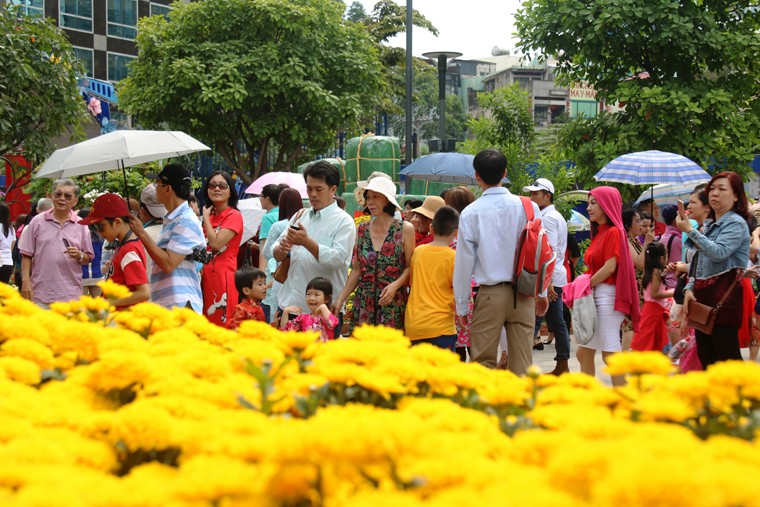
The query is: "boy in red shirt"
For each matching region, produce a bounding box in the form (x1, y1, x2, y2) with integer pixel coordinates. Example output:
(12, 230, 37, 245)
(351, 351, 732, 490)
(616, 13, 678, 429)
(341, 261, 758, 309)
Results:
(79, 193, 149, 309)
(227, 267, 267, 330)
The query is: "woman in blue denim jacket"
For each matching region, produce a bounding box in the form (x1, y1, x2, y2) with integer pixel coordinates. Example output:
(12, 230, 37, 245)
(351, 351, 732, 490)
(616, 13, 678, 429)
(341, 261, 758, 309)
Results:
(677, 172, 751, 367)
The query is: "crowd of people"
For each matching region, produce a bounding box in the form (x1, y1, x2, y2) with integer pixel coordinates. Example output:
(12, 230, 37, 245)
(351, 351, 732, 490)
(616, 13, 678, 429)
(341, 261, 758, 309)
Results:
(3, 149, 757, 380)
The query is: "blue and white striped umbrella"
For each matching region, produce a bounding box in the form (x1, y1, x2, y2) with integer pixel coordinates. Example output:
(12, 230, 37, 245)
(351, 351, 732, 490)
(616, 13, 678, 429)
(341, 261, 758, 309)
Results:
(593, 150, 710, 185)
(633, 182, 708, 206)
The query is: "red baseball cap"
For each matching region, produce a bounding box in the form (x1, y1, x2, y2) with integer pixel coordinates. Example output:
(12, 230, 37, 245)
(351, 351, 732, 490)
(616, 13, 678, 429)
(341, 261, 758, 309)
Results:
(78, 193, 130, 225)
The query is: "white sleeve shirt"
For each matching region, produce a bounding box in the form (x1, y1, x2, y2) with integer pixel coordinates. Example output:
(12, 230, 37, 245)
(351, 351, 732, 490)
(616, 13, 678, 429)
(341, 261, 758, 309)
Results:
(540, 204, 569, 288)
(453, 187, 540, 315)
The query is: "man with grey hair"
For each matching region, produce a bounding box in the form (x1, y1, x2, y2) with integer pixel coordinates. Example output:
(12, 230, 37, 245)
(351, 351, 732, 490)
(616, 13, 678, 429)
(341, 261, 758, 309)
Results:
(36, 197, 53, 212)
(19, 179, 93, 306)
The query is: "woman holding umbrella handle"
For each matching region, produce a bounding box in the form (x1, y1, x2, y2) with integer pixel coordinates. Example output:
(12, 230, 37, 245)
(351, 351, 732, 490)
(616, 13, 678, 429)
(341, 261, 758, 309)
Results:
(201, 171, 244, 327)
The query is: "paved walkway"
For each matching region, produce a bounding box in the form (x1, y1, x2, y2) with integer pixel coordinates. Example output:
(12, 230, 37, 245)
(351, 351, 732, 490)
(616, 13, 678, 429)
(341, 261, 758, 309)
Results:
(529, 335, 612, 384)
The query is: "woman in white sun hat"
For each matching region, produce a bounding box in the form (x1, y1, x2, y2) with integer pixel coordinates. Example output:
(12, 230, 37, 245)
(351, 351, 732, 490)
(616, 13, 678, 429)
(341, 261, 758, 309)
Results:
(333, 173, 415, 333)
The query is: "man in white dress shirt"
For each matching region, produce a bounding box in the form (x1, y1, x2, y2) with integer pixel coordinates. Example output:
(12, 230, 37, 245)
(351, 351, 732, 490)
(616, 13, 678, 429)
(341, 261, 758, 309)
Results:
(272, 161, 356, 328)
(524, 178, 570, 376)
(453, 149, 548, 374)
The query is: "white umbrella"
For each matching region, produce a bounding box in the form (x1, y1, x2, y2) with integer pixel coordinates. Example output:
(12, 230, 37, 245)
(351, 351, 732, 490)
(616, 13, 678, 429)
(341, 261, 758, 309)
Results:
(35, 130, 211, 196)
(237, 198, 267, 246)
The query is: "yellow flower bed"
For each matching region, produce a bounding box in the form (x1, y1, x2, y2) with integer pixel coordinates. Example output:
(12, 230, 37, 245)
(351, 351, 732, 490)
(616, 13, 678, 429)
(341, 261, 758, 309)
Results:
(1, 282, 760, 506)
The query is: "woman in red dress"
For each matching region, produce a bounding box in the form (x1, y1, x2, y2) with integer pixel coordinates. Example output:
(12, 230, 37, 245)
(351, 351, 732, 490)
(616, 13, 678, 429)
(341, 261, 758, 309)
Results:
(200, 171, 244, 327)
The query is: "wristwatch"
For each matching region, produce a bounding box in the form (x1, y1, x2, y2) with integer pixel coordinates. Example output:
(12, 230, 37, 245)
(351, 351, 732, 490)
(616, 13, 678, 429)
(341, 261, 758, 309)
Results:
(79, 252, 85, 262)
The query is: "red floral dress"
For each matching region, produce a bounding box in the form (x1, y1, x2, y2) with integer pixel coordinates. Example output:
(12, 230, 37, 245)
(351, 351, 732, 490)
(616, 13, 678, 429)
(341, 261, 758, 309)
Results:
(350, 219, 408, 333)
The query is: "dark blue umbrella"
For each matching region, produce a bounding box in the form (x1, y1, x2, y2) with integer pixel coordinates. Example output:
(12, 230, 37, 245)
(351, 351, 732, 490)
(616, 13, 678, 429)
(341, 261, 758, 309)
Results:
(400, 153, 510, 187)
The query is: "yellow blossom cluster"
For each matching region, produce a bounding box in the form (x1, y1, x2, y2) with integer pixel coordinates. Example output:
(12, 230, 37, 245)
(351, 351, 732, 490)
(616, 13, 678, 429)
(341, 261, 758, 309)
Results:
(0, 284, 760, 506)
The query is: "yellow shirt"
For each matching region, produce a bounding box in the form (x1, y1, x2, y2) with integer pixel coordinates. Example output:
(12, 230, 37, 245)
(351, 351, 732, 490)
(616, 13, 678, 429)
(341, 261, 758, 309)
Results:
(405, 245, 456, 340)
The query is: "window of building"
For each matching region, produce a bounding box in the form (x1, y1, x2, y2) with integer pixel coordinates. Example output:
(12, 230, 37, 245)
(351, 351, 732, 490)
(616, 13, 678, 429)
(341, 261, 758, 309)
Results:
(150, 2, 172, 18)
(59, 0, 92, 32)
(108, 0, 138, 39)
(107, 52, 135, 82)
(72, 47, 94, 77)
(9, 0, 44, 16)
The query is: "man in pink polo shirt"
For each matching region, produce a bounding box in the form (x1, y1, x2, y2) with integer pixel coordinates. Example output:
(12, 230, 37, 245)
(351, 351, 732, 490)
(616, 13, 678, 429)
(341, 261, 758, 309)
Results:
(19, 179, 94, 307)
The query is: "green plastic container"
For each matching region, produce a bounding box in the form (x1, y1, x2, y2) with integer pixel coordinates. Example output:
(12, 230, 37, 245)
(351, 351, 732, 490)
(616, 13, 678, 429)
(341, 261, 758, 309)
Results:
(344, 134, 401, 186)
(404, 178, 458, 197)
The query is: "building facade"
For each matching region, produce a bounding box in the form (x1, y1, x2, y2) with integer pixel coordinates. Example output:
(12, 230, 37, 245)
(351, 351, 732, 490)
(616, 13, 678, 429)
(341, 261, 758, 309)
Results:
(6, 0, 177, 82)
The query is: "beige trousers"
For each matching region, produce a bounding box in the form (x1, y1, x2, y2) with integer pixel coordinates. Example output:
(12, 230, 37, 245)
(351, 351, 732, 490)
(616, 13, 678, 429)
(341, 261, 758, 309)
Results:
(469, 283, 536, 375)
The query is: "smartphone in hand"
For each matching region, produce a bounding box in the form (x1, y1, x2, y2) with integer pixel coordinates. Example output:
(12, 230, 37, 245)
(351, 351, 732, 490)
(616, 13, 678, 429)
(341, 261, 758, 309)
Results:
(62, 238, 71, 248)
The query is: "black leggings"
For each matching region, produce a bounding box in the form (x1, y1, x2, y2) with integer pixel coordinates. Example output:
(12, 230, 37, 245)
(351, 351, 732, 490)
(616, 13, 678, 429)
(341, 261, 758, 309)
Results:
(0, 265, 12, 284)
(695, 324, 742, 368)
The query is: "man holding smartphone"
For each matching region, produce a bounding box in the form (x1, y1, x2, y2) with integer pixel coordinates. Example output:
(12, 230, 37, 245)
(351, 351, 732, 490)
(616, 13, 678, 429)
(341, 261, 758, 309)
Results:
(272, 161, 355, 323)
(19, 179, 93, 307)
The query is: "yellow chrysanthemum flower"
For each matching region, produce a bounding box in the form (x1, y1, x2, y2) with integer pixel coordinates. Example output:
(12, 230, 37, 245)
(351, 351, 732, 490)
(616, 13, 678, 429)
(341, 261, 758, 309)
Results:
(604, 351, 675, 377)
(1, 338, 55, 370)
(0, 356, 41, 385)
(97, 279, 132, 301)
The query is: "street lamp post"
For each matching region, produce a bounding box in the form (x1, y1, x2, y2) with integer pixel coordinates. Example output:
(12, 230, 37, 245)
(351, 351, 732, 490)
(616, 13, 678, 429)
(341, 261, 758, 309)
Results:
(422, 51, 461, 152)
(405, 0, 413, 165)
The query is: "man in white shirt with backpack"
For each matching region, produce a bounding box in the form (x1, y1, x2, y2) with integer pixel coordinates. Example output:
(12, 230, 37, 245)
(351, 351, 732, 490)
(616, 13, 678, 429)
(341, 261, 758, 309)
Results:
(453, 149, 548, 375)
(524, 178, 570, 376)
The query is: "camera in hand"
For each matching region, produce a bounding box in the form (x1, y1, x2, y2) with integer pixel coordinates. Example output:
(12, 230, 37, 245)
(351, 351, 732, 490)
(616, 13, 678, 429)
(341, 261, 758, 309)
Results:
(186, 247, 216, 265)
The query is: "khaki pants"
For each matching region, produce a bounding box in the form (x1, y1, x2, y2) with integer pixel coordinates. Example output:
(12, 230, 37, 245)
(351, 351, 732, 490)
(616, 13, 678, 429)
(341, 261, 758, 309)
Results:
(469, 283, 536, 375)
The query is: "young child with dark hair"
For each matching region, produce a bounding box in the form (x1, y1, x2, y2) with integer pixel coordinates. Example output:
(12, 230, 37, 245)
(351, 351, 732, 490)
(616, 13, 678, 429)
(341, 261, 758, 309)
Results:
(405, 206, 460, 351)
(226, 267, 267, 330)
(631, 242, 674, 351)
(280, 276, 339, 342)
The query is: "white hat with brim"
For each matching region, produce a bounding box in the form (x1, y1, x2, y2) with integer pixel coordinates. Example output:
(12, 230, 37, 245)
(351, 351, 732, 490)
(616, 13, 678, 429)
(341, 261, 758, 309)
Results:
(522, 177, 555, 195)
(357, 177, 401, 211)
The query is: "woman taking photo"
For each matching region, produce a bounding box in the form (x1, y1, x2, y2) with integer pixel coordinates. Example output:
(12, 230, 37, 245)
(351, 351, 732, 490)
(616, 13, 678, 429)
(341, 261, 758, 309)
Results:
(678, 172, 751, 367)
(577, 187, 640, 385)
(333, 175, 414, 333)
(200, 171, 244, 327)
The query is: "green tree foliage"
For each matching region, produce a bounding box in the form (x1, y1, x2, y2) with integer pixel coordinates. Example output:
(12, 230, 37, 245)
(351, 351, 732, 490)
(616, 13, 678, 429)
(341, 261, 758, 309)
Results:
(351, 0, 439, 135)
(515, 0, 760, 185)
(387, 62, 467, 144)
(460, 85, 536, 188)
(24, 166, 152, 205)
(0, 6, 87, 172)
(344, 1, 368, 22)
(119, 0, 385, 184)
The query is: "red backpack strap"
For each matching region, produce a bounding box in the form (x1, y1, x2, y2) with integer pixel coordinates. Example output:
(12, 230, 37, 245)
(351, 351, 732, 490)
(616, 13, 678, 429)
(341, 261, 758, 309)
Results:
(519, 196, 534, 221)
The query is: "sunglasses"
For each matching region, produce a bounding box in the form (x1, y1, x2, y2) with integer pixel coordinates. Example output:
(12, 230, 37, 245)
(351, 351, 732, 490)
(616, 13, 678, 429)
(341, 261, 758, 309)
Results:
(208, 182, 229, 190)
(53, 191, 76, 201)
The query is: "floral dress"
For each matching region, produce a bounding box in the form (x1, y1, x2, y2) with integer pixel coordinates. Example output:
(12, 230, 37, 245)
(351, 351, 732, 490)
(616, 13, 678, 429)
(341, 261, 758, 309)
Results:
(450, 237, 474, 348)
(350, 218, 408, 334)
